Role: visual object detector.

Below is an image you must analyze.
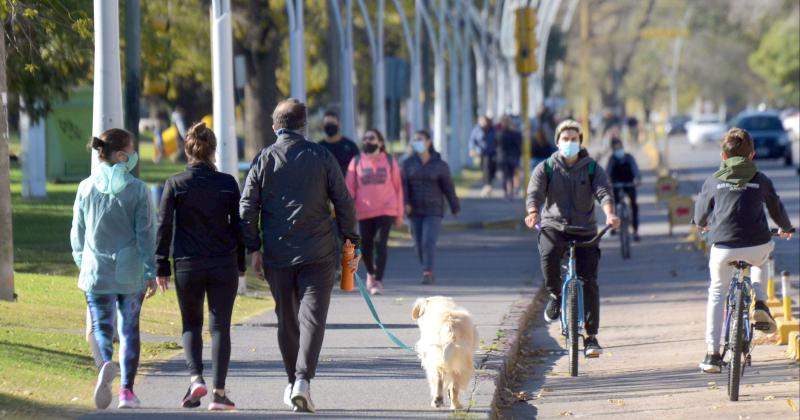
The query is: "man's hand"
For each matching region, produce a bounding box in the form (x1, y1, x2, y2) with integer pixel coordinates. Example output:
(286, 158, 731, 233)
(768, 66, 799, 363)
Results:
(145, 279, 158, 299)
(606, 212, 621, 229)
(778, 228, 794, 240)
(251, 250, 264, 278)
(156, 276, 170, 294)
(525, 210, 540, 229)
(348, 251, 361, 271)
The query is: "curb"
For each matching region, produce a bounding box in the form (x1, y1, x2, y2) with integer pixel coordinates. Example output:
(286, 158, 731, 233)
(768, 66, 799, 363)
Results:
(392, 217, 526, 235)
(489, 286, 547, 419)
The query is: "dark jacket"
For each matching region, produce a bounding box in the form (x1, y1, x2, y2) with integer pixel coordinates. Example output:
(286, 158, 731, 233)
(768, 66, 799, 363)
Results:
(401, 152, 460, 218)
(526, 149, 613, 234)
(156, 163, 245, 276)
(497, 129, 522, 165)
(468, 125, 496, 156)
(606, 153, 641, 184)
(240, 131, 360, 268)
(694, 171, 792, 247)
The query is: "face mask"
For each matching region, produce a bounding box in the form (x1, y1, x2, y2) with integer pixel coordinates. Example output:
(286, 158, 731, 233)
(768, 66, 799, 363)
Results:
(121, 151, 139, 172)
(412, 140, 426, 154)
(559, 141, 580, 158)
(323, 123, 339, 137)
(363, 143, 379, 154)
(614, 149, 625, 159)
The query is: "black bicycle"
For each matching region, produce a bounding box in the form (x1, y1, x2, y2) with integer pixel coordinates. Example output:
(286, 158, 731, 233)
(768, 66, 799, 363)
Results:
(538, 224, 612, 376)
(613, 182, 635, 259)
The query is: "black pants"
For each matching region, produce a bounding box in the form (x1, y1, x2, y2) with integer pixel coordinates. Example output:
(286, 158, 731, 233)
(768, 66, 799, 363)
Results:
(538, 227, 601, 335)
(175, 262, 239, 389)
(265, 259, 335, 384)
(613, 186, 639, 232)
(359, 216, 394, 281)
(480, 154, 497, 186)
(500, 160, 518, 197)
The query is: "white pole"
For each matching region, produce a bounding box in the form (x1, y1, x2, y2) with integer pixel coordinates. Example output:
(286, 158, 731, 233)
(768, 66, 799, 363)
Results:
(391, 0, 419, 132)
(211, 0, 238, 178)
(287, 0, 307, 102)
(92, 0, 124, 174)
(20, 105, 46, 199)
(328, 0, 356, 140)
(446, 6, 461, 172)
(357, 0, 387, 136)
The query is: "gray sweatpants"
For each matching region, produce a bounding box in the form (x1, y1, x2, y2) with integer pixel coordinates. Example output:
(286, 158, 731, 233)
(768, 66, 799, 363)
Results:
(265, 258, 336, 384)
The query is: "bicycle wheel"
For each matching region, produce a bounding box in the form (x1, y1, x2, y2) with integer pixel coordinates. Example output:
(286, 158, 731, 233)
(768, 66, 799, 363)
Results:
(621, 213, 631, 259)
(567, 280, 580, 377)
(728, 286, 744, 401)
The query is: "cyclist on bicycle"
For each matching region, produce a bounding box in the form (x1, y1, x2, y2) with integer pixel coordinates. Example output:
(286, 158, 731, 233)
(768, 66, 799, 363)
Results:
(524, 119, 620, 357)
(694, 128, 794, 373)
(606, 137, 642, 241)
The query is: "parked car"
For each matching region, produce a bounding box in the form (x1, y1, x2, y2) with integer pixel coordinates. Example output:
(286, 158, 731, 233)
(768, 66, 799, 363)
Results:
(686, 116, 727, 147)
(665, 114, 691, 135)
(730, 111, 793, 166)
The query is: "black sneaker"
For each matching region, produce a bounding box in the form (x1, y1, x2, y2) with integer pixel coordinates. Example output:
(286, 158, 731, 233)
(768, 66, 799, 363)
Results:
(584, 336, 603, 358)
(699, 353, 723, 373)
(752, 300, 777, 334)
(421, 272, 435, 285)
(208, 392, 236, 411)
(633, 232, 640, 242)
(544, 295, 561, 322)
(181, 380, 207, 408)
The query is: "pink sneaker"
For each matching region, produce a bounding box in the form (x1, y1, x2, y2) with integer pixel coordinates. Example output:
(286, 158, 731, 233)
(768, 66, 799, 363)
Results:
(366, 274, 377, 292)
(118, 388, 141, 409)
(371, 280, 384, 295)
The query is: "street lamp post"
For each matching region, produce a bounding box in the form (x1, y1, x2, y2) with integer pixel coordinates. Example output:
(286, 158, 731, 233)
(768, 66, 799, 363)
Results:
(92, 0, 124, 174)
(286, 0, 307, 102)
(211, 0, 238, 178)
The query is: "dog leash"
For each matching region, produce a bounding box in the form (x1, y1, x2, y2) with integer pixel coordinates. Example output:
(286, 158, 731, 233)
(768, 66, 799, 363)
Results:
(354, 272, 416, 353)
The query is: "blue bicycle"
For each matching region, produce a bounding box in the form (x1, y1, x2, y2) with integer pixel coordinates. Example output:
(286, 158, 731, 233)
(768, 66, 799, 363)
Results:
(538, 224, 612, 376)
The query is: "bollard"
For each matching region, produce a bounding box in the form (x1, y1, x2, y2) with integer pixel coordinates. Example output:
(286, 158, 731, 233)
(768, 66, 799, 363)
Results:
(766, 256, 783, 315)
(776, 270, 799, 345)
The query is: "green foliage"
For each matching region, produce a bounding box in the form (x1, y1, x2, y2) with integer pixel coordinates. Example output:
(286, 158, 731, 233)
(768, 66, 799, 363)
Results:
(2, 0, 93, 120)
(749, 17, 800, 107)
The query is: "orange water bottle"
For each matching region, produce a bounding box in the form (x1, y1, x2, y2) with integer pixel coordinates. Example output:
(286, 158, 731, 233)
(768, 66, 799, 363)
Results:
(340, 239, 355, 291)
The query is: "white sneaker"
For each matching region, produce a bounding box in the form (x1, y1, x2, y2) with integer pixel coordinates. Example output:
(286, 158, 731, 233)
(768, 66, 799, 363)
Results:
(283, 383, 294, 409)
(93, 362, 117, 409)
(291, 379, 315, 413)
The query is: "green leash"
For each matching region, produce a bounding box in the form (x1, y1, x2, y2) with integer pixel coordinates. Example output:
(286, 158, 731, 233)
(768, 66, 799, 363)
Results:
(354, 272, 416, 353)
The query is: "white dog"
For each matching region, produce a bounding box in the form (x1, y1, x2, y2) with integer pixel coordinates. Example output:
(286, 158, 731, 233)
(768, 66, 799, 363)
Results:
(411, 296, 479, 410)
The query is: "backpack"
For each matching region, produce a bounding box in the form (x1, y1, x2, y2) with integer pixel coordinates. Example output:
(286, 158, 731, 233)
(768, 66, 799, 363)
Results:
(544, 157, 596, 193)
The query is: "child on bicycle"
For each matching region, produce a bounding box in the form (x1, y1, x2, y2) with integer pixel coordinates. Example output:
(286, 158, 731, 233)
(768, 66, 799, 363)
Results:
(524, 119, 620, 357)
(606, 137, 642, 241)
(694, 128, 794, 373)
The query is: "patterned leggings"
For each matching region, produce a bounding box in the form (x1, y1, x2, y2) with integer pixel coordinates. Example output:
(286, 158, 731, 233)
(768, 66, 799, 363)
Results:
(85, 291, 144, 390)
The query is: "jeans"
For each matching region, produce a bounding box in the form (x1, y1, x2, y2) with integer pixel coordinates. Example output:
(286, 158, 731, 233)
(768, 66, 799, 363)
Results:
(537, 227, 601, 335)
(409, 216, 443, 272)
(359, 216, 395, 281)
(705, 242, 772, 351)
(85, 291, 145, 390)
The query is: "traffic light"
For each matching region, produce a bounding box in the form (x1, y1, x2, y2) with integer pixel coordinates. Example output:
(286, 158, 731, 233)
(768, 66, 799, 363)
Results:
(515, 7, 538, 75)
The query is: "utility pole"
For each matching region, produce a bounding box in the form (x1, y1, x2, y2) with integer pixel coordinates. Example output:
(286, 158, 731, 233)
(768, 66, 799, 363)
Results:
(579, 0, 590, 146)
(669, 6, 693, 116)
(286, 0, 306, 102)
(515, 6, 538, 190)
(0, 18, 15, 302)
(211, 0, 238, 178)
(125, 0, 141, 177)
(357, 0, 387, 135)
(92, 0, 124, 174)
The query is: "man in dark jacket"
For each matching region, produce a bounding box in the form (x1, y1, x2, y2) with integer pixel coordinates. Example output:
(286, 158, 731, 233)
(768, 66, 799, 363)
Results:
(318, 110, 359, 176)
(240, 99, 360, 413)
(525, 119, 619, 357)
(606, 137, 642, 241)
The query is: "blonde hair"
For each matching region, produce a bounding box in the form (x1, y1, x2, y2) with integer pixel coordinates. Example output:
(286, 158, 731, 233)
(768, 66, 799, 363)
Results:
(554, 119, 583, 143)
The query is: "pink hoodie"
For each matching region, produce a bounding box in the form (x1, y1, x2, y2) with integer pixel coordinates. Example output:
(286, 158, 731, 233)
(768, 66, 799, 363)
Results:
(345, 153, 404, 223)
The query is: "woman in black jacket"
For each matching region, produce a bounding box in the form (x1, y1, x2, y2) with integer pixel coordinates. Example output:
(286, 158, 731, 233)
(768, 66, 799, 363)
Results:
(402, 130, 460, 284)
(155, 122, 244, 411)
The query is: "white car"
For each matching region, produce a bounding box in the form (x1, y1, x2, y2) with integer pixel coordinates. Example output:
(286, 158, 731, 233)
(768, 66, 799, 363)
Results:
(783, 112, 800, 141)
(686, 116, 727, 147)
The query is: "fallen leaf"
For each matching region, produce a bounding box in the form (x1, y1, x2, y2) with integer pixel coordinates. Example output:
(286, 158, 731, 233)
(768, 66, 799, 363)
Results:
(71, 397, 79, 401)
(764, 396, 775, 401)
(788, 399, 798, 412)
(707, 382, 716, 385)
(712, 406, 719, 410)
(607, 352, 614, 357)
(514, 391, 535, 401)
(560, 411, 574, 416)
(608, 399, 625, 407)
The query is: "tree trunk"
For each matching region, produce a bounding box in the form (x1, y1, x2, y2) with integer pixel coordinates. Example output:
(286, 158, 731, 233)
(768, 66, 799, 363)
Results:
(0, 21, 15, 302)
(244, 50, 279, 161)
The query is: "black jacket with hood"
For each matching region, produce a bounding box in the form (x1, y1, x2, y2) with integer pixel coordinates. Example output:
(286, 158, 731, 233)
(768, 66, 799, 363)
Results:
(401, 152, 460, 218)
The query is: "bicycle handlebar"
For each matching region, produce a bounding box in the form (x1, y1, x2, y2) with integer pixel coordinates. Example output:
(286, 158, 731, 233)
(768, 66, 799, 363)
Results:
(535, 224, 613, 248)
(770, 227, 796, 235)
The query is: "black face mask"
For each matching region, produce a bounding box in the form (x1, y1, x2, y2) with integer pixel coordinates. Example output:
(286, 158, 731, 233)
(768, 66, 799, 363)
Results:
(323, 123, 339, 137)
(363, 143, 379, 154)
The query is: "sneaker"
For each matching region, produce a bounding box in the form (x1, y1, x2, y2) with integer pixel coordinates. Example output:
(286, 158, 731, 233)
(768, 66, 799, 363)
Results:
(421, 272, 435, 285)
(93, 361, 117, 409)
(283, 383, 294, 409)
(371, 280, 384, 295)
(544, 294, 561, 322)
(752, 301, 777, 334)
(182, 380, 207, 408)
(118, 388, 141, 409)
(584, 336, 603, 358)
(699, 353, 723, 373)
(366, 274, 376, 290)
(633, 232, 641, 242)
(291, 379, 315, 413)
(208, 392, 236, 411)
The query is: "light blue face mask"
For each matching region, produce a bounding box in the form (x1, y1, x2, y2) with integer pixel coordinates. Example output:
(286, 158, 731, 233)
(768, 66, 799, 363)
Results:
(121, 151, 139, 172)
(614, 149, 625, 159)
(559, 141, 580, 158)
(412, 140, 426, 154)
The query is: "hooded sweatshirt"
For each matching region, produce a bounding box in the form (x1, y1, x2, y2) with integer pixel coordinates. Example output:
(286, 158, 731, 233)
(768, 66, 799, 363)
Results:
(345, 153, 404, 222)
(694, 157, 792, 247)
(70, 163, 156, 294)
(526, 149, 613, 234)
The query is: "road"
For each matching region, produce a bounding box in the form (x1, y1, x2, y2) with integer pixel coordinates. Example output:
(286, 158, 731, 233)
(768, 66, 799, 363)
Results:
(503, 135, 800, 419)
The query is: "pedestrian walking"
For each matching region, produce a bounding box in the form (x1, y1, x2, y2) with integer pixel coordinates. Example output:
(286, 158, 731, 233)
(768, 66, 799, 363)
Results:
(155, 122, 245, 411)
(240, 99, 361, 413)
(497, 116, 522, 200)
(70, 128, 157, 410)
(402, 130, 461, 285)
(468, 116, 497, 197)
(318, 109, 359, 176)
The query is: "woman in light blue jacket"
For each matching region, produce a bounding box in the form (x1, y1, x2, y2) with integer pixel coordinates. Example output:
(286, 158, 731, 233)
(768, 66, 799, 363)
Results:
(70, 128, 157, 410)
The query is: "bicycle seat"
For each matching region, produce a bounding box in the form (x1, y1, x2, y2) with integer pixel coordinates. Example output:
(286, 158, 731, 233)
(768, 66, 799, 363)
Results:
(728, 261, 752, 269)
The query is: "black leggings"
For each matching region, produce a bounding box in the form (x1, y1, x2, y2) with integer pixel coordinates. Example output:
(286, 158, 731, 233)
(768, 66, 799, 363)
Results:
(359, 216, 395, 281)
(175, 263, 238, 389)
(613, 186, 640, 232)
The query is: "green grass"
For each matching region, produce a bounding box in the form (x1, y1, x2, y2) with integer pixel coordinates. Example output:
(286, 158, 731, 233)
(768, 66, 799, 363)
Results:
(3, 151, 272, 415)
